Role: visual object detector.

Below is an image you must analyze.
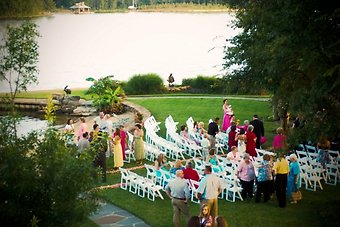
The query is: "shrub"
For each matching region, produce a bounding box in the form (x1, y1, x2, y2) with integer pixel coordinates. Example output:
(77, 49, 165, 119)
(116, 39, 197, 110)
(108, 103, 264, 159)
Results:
(181, 75, 222, 93)
(124, 73, 165, 95)
(0, 116, 98, 226)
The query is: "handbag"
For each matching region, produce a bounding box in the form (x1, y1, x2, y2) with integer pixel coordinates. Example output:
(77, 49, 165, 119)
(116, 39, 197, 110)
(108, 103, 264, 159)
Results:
(291, 188, 302, 201)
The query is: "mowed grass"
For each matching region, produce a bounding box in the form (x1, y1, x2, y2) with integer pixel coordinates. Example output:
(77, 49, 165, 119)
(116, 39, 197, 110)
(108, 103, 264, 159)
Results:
(130, 97, 279, 148)
(0, 88, 92, 100)
(97, 97, 339, 227)
(98, 183, 339, 227)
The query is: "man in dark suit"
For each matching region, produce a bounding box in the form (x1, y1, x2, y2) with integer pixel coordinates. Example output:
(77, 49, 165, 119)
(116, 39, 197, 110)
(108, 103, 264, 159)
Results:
(250, 115, 264, 149)
(208, 117, 220, 149)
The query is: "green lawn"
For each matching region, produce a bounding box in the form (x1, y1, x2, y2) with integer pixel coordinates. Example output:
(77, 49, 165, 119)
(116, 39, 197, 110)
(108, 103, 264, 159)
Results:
(95, 97, 339, 227)
(130, 97, 278, 148)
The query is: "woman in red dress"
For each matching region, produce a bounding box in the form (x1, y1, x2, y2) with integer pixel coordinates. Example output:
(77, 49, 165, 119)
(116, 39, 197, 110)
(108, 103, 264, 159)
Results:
(246, 125, 257, 157)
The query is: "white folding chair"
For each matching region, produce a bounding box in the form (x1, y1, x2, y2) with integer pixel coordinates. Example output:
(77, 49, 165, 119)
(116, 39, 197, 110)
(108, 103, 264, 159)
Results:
(325, 163, 339, 185)
(119, 167, 132, 190)
(124, 149, 136, 163)
(145, 178, 164, 201)
(188, 179, 200, 204)
(225, 176, 243, 202)
(144, 163, 157, 182)
(300, 164, 323, 191)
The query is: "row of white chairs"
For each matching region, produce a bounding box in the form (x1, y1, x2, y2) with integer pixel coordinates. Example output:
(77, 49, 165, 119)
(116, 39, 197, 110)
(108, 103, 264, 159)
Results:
(295, 145, 339, 187)
(119, 167, 164, 201)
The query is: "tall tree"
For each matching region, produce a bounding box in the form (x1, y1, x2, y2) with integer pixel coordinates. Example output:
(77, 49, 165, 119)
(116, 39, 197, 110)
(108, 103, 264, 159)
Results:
(224, 0, 340, 144)
(0, 21, 40, 111)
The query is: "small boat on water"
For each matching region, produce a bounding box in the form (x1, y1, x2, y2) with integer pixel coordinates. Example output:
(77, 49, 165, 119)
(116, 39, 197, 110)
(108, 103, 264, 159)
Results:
(128, 0, 137, 10)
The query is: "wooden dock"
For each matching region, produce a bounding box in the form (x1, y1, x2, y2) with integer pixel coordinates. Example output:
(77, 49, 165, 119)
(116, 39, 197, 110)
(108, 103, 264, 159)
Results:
(0, 98, 48, 111)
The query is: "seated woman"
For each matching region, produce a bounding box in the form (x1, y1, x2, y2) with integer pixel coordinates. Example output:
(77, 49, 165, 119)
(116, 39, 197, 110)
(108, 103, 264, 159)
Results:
(154, 153, 168, 177)
(227, 146, 241, 162)
(206, 149, 222, 172)
(169, 160, 185, 176)
(180, 125, 190, 141)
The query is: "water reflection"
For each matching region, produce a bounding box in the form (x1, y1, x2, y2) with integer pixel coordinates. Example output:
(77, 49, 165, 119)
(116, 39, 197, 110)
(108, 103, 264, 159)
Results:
(0, 112, 69, 137)
(16, 116, 48, 137)
(0, 13, 238, 92)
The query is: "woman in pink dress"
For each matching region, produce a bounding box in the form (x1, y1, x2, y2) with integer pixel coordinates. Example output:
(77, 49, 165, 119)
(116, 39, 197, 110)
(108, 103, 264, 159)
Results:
(273, 127, 286, 151)
(119, 125, 127, 160)
(77, 117, 87, 142)
(221, 99, 234, 132)
(113, 126, 127, 161)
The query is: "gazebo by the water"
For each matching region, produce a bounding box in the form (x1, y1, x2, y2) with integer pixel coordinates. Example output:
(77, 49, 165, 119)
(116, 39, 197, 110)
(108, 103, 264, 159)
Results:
(70, 2, 91, 14)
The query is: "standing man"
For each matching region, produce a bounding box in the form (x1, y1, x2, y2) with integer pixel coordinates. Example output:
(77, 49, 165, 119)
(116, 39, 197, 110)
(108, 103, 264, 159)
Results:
(207, 117, 220, 150)
(94, 111, 105, 131)
(165, 170, 191, 227)
(196, 165, 222, 218)
(78, 132, 90, 153)
(250, 114, 264, 149)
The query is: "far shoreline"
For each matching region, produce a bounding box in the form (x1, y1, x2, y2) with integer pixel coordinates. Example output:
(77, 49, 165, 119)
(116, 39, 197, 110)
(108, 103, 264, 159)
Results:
(0, 4, 235, 20)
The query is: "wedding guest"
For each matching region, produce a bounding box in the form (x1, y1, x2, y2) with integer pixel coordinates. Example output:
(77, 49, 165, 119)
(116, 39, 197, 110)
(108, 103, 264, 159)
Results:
(65, 118, 75, 134)
(119, 125, 127, 160)
(242, 120, 249, 132)
(170, 160, 185, 176)
(78, 132, 90, 153)
(206, 149, 222, 172)
(227, 146, 241, 162)
(180, 125, 190, 141)
(287, 154, 301, 204)
(237, 153, 255, 199)
(250, 115, 264, 149)
(208, 117, 219, 149)
(215, 216, 228, 227)
(77, 117, 87, 141)
(228, 125, 237, 151)
(133, 123, 144, 164)
(197, 166, 222, 218)
(155, 153, 168, 178)
(65, 118, 75, 145)
(273, 127, 286, 151)
(94, 111, 105, 130)
(186, 216, 200, 227)
(165, 170, 191, 227)
(113, 127, 123, 170)
(255, 154, 273, 203)
(246, 125, 257, 157)
(199, 203, 213, 227)
(273, 153, 289, 208)
(201, 133, 211, 161)
(183, 161, 200, 182)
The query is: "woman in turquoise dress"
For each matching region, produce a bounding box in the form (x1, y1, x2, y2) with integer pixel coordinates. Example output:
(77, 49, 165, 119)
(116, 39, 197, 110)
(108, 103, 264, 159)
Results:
(205, 149, 223, 172)
(287, 153, 301, 203)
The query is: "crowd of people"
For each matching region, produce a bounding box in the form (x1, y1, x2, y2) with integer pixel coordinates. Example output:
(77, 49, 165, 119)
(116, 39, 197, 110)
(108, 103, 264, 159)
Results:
(61, 98, 334, 226)
(63, 111, 146, 182)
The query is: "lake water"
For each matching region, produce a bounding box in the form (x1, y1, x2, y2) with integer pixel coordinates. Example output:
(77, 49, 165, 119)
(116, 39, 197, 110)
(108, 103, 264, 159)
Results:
(0, 12, 239, 92)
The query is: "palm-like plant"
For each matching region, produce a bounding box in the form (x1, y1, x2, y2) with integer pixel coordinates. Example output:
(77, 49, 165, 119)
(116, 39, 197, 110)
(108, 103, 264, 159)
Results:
(86, 75, 126, 113)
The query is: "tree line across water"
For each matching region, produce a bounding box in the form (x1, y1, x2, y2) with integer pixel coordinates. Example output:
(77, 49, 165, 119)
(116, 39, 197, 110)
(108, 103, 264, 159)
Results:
(0, 0, 238, 18)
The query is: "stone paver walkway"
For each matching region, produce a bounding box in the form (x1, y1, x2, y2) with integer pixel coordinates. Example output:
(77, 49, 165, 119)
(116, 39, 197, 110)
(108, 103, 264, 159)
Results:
(90, 201, 150, 227)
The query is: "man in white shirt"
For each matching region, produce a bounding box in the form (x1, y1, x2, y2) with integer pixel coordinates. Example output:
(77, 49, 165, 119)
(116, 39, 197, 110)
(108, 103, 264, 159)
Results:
(196, 165, 221, 218)
(94, 112, 105, 130)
